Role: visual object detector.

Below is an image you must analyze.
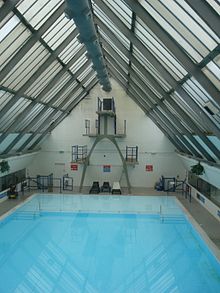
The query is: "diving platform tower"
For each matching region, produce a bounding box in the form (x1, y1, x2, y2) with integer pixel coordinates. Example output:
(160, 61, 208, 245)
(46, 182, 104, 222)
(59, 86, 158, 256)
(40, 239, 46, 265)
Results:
(79, 97, 132, 193)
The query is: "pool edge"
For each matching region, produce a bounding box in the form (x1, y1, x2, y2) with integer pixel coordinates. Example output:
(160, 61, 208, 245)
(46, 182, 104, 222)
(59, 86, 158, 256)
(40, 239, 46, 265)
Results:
(176, 197, 220, 263)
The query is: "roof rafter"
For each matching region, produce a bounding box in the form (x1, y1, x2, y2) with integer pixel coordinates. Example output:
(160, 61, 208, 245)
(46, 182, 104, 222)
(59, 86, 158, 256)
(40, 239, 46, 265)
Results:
(106, 54, 218, 162)
(122, 0, 220, 106)
(94, 13, 220, 139)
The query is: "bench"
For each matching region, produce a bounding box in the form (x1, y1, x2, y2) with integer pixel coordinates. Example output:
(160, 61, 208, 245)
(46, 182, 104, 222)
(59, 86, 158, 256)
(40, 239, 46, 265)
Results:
(101, 182, 111, 193)
(89, 181, 100, 194)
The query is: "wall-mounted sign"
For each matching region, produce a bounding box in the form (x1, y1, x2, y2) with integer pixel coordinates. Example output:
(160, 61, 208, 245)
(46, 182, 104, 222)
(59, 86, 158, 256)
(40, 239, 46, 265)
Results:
(71, 163, 78, 171)
(197, 193, 205, 203)
(103, 165, 111, 172)
(146, 164, 153, 172)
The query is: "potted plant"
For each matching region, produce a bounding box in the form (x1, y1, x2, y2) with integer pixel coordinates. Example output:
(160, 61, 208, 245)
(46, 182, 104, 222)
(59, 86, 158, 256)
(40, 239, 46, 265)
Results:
(0, 160, 10, 174)
(191, 162, 204, 175)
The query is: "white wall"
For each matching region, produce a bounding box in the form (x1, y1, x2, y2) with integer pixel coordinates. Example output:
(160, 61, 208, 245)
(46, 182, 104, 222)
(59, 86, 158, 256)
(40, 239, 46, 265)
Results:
(28, 79, 186, 188)
(191, 185, 220, 222)
(178, 154, 220, 189)
(0, 152, 38, 178)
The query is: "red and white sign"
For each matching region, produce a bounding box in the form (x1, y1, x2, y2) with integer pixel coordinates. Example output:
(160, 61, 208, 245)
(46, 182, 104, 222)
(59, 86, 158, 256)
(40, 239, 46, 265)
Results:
(103, 165, 111, 172)
(146, 164, 153, 172)
(71, 163, 78, 171)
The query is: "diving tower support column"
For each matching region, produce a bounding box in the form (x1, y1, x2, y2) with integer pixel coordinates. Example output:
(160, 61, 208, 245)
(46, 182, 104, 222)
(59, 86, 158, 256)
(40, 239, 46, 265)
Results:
(79, 134, 131, 194)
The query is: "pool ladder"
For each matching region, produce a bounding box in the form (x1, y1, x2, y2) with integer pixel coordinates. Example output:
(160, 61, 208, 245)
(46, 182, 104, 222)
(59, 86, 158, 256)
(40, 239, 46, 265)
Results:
(12, 210, 40, 220)
(159, 205, 185, 223)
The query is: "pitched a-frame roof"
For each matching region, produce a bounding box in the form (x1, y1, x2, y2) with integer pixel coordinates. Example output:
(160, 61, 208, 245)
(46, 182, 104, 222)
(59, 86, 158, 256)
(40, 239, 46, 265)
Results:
(0, 0, 219, 163)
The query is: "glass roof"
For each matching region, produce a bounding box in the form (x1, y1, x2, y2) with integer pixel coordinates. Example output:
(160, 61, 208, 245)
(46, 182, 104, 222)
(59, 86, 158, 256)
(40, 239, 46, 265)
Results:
(0, 0, 219, 163)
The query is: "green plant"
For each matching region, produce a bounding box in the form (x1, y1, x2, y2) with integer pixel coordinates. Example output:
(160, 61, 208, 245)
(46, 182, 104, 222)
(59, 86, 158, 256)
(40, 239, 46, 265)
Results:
(191, 162, 204, 175)
(0, 160, 10, 173)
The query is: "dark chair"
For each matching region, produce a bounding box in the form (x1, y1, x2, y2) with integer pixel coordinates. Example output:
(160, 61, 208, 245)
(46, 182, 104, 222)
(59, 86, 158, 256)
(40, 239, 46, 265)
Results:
(8, 185, 18, 199)
(89, 181, 100, 194)
(101, 182, 111, 193)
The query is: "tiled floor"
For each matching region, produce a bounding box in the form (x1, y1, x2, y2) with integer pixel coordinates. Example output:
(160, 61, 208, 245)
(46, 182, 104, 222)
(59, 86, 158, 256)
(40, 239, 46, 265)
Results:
(1, 187, 220, 253)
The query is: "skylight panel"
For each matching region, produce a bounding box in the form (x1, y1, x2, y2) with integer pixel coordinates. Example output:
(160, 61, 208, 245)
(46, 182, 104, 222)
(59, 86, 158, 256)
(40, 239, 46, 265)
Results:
(69, 53, 88, 74)
(16, 104, 44, 131)
(83, 74, 97, 88)
(194, 135, 218, 161)
(139, 0, 218, 63)
(101, 0, 132, 28)
(103, 43, 129, 65)
(108, 62, 127, 82)
(99, 30, 129, 64)
(25, 61, 62, 97)
(170, 92, 211, 132)
(0, 99, 31, 131)
(205, 0, 220, 15)
(53, 82, 78, 108)
(0, 23, 31, 71)
(17, 0, 62, 30)
(77, 66, 93, 82)
(1, 43, 49, 91)
(131, 64, 163, 100)
(61, 45, 82, 65)
(176, 0, 220, 43)
(94, 3, 130, 49)
(62, 88, 84, 110)
(0, 91, 13, 112)
(202, 59, 220, 91)
(42, 73, 72, 104)
(31, 108, 56, 132)
(0, 134, 18, 153)
(162, 0, 218, 51)
(182, 78, 220, 127)
(106, 54, 129, 75)
(136, 18, 187, 80)
(132, 46, 172, 91)
(0, 14, 20, 42)
(13, 134, 32, 150)
(42, 15, 75, 50)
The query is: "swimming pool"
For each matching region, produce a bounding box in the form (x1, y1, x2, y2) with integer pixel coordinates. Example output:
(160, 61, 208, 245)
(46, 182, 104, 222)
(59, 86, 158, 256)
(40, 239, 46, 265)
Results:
(0, 194, 220, 292)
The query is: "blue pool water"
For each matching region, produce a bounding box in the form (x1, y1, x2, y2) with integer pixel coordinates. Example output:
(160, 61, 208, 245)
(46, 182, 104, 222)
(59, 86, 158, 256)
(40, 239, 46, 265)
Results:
(0, 194, 220, 292)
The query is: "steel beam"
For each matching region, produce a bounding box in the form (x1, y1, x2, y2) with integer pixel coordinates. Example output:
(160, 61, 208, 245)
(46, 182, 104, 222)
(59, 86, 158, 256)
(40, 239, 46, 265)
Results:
(0, 0, 20, 22)
(97, 16, 220, 139)
(148, 113, 192, 155)
(105, 46, 220, 160)
(0, 29, 79, 119)
(154, 107, 209, 159)
(0, 59, 91, 148)
(184, 0, 220, 38)
(94, 12, 176, 88)
(0, 59, 91, 139)
(130, 78, 217, 162)
(108, 67, 149, 114)
(122, 0, 220, 106)
(150, 110, 198, 156)
(20, 78, 98, 152)
(107, 56, 216, 161)
(127, 88, 192, 154)
(108, 65, 192, 155)
(0, 2, 65, 82)
(129, 78, 207, 159)
(2, 72, 95, 154)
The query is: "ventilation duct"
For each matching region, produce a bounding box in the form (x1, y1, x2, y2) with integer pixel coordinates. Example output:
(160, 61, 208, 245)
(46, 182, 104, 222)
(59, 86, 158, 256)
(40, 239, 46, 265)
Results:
(65, 0, 112, 92)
